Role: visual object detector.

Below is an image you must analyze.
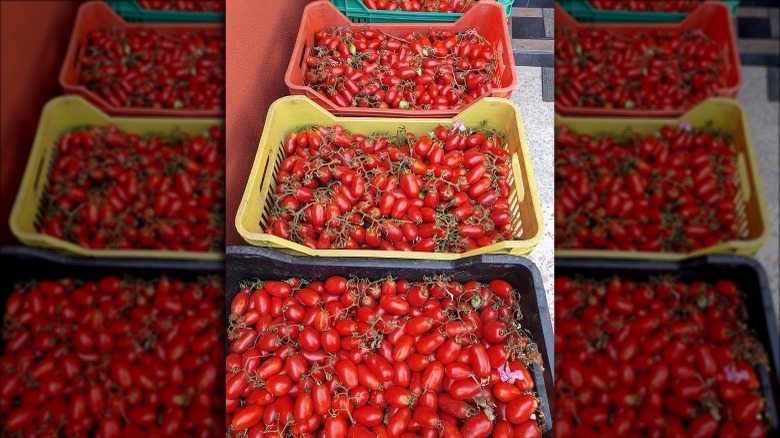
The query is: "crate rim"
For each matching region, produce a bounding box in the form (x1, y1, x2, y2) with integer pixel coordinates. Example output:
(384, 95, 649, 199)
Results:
(0, 245, 224, 272)
(228, 245, 544, 273)
(105, 0, 224, 22)
(556, 1, 733, 29)
(558, 0, 739, 23)
(333, 0, 514, 22)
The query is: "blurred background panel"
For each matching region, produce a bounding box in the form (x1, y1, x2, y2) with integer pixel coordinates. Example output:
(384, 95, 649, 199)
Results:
(0, 1, 85, 245)
(226, 0, 311, 246)
(734, 0, 780, 310)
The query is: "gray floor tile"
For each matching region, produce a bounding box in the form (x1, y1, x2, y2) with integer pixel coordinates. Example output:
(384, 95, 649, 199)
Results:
(738, 66, 780, 329)
(511, 66, 554, 326)
(543, 8, 554, 39)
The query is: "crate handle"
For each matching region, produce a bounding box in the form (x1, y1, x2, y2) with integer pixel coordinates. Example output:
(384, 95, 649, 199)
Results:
(511, 152, 525, 204)
(737, 153, 751, 202)
(74, 43, 84, 70)
(299, 40, 310, 71)
(32, 152, 47, 193)
(257, 142, 282, 223)
(258, 142, 277, 200)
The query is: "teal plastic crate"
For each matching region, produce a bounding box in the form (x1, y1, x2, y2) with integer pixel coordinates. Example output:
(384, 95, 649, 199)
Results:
(558, 0, 738, 22)
(105, 0, 223, 23)
(330, 0, 512, 23)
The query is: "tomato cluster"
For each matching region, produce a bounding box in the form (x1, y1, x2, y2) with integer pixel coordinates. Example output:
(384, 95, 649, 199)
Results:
(38, 125, 224, 252)
(227, 275, 545, 437)
(555, 123, 740, 252)
(588, 0, 713, 13)
(78, 26, 224, 111)
(1, 276, 223, 437)
(265, 123, 515, 252)
(555, 275, 771, 438)
(360, 0, 482, 13)
(554, 26, 726, 111)
(137, 0, 225, 12)
(304, 27, 499, 110)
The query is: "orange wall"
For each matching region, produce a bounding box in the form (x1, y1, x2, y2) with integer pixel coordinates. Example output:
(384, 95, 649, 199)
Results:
(0, 1, 84, 244)
(226, 0, 311, 246)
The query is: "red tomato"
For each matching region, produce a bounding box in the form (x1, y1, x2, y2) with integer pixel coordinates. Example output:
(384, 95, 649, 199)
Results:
(506, 395, 538, 424)
(469, 344, 491, 378)
(232, 405, 263, 431)
(324, 415, 348, 438)
(460, 412, 493, 438)
(335, 359, 359, 389)
(353, 405, 384, 427)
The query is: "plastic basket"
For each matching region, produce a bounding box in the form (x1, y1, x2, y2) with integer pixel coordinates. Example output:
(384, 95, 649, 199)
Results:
(235, 96, 544, 260)
(556, 255, 779, 432)
(558, 0, 739, 23)
(330, 0, 513, 23)
(227, 246, 555, 436)
(555, 98, 769, 261)
(8, 96, 224, 261)
(105, 0, 224, 23)
(60, 1, 223, 118)
(554, 2, 742, 118)
(286, 0, 516, 118)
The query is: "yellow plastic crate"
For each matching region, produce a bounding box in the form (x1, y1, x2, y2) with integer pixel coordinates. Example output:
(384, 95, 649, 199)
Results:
(9, 96, 224, 261)
(556, 98, 769, 260)
(236, 96, 544, 260)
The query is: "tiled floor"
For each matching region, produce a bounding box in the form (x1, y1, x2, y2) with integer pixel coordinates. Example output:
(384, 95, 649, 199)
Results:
(738, 66, 780, 329)
(510, 67, 555, 326)
(737, 4, 780, 101)
(512, 0, 554, 101)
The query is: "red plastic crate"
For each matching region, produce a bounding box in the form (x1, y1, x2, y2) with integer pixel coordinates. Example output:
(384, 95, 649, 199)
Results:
(59, 1, 223, 118)
(285, 0, 515, 118)
(554, 2, 742, 118)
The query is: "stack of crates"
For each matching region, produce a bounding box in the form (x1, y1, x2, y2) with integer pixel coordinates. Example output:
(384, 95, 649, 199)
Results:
(2, 2, 226, 437)
(552, 1, 778, 436)
(10, 1, 224, 261)
(233, 0, 554, 436)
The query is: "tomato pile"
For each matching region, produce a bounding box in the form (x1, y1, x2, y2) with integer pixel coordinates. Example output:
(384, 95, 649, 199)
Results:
(555, 123, 741, 252)
(265, 123, 516, 252)
(588, 0, 713, 13)
(227, 274, 545, 437)
(78, 26, 224, 111)
(304, 27, 500, 110)
(38, 124, 224, 252)
(554, 26, 726, 111)
(137, 0, 225, 12)
(1, 276, 223, 437)
(360, 0, 483, 12)
(555, 275, 772, 438)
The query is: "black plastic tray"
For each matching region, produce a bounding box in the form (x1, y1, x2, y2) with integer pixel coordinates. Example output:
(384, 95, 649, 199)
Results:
(0, 245, 224, 354)
(556, 255, 780, 432)
(227, 246, 554, 435)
